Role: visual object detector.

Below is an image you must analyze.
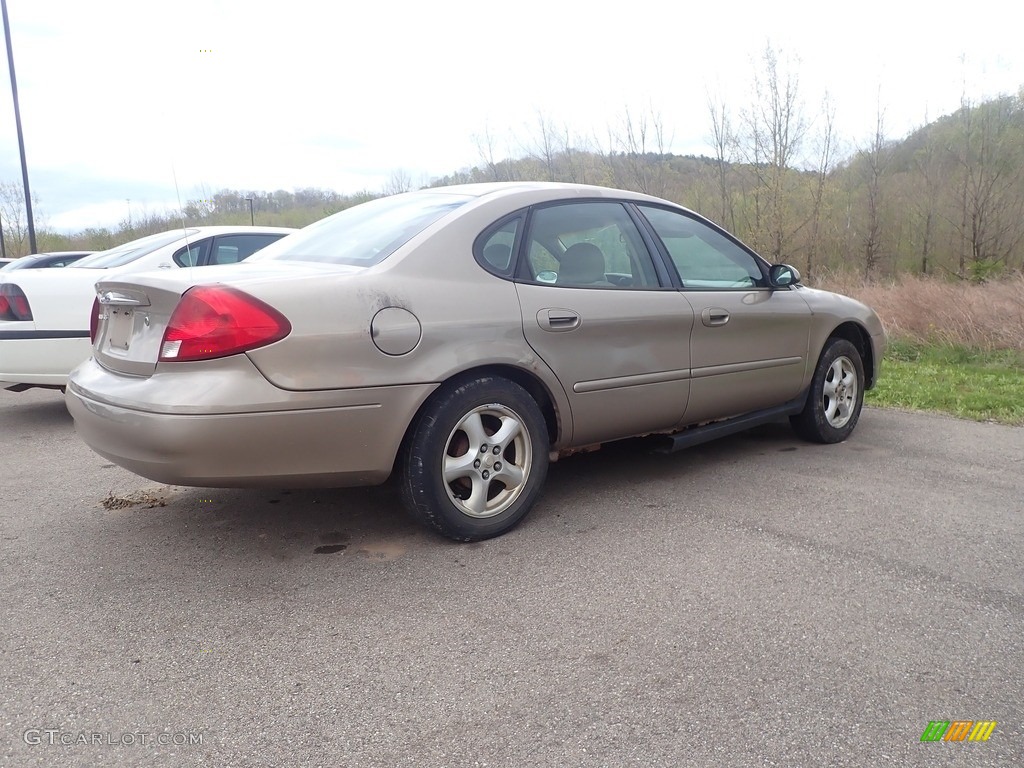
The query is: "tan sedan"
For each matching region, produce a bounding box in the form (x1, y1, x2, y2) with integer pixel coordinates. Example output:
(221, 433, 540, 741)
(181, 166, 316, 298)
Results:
(67, 182, 885, 541)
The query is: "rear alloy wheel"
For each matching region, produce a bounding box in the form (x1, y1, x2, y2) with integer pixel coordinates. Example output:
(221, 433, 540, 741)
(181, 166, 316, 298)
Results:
(400, 376, 549, 541)
(791, 338, 865, 444)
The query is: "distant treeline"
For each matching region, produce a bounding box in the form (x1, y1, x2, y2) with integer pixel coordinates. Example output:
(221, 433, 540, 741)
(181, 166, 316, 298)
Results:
(0, 187, 377, 256)
(3, 59, 1023, 282)
(431, 91, 1024, 283)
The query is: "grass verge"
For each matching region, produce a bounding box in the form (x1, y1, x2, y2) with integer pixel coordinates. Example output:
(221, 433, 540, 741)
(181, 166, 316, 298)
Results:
(866, 340, 1024, 426)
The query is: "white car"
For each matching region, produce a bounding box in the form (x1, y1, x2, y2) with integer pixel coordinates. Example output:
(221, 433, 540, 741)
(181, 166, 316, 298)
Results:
(0, 226, 295, 390)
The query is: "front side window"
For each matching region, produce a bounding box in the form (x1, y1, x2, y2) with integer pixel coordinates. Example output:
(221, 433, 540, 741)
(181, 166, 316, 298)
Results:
(249, 192, 472, 267)
(523, 202, 660, 288)
(638, 205, 766, 289)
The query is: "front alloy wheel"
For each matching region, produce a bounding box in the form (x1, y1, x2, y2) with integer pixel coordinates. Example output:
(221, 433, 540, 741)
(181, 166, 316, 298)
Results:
(821, 354, 859, 429)
(791, 337, 865, 444)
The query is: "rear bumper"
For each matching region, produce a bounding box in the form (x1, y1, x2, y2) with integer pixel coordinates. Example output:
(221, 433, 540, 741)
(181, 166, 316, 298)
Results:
(0, 334, 90, 387)
(65, 357, 437, 488)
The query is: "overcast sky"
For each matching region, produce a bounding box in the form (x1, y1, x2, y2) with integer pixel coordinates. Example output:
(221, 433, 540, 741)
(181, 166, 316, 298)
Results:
(0, 0, 1021, 234)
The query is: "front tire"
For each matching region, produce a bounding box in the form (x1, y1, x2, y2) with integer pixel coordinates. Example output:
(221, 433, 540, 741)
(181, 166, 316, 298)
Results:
(791, 338, 865, 444)
(399, 376, 549, 541)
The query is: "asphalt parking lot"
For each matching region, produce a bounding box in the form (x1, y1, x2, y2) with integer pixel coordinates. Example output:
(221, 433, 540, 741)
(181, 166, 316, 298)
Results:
(2, 388, 1022, 767)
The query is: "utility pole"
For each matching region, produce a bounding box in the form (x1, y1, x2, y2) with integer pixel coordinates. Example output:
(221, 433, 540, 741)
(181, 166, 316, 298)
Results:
(245, 197, 255, 225)
(2, 0, 36, 254)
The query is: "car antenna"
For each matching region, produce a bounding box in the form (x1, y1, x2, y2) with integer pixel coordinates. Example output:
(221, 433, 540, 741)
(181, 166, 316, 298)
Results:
(170, 159, 196, 275)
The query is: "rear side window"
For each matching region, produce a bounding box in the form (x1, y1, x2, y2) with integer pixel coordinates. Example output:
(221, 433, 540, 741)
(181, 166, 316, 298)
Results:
(475, 217, 521, 276)
(173, 239, 211, 267)
(522, 202, 661, 288)
(208, 234, 286, 265)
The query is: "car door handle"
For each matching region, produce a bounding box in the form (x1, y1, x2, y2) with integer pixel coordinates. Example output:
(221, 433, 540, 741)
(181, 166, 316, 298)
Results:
(537, 308, 580, 332)
(701, 307, 730, 327)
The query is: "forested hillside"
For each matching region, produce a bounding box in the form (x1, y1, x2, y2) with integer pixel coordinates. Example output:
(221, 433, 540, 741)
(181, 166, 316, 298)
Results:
(431, 93, 1024, 282)
(4, 81, 1022, 282)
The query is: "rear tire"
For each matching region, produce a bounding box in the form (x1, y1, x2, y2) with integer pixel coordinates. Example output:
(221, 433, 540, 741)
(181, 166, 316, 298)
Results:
(399, 376, 549, 541)
(791, 338, 864, 444)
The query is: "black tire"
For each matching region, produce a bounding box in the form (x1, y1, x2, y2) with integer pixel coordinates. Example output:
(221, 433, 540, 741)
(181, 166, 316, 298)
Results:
(790, 338, 865, 444)
(399, 376, 549, 542)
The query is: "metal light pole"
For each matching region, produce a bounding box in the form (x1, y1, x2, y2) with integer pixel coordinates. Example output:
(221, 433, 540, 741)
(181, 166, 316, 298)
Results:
(1, 0, 36, 254)
(245, 197, 254, 225)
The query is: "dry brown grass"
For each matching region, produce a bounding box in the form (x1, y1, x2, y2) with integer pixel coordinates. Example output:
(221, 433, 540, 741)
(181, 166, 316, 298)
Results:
(813, 272, 1024, 351)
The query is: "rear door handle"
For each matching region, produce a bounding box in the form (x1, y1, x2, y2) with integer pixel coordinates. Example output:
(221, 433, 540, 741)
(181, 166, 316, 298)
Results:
(537, 308, 580, 332)
(701, 307, 730, 327)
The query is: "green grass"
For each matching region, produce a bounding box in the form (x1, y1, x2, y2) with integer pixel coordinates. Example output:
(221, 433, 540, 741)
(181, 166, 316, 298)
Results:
(866, 340, 1024, 425)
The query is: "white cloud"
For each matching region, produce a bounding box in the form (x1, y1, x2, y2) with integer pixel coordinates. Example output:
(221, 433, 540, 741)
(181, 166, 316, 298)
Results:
(0, 0, 1020, 232)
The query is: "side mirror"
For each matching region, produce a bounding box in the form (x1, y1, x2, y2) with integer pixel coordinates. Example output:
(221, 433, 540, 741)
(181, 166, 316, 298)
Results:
(769, 264, 801, 287)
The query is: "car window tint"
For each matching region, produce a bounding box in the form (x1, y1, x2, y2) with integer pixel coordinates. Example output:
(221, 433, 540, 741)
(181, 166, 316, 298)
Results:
(76, 229, 199, 269)
(476, 218, 519, 275)
(525, 202, 659, 288)
(638, 205, 765, 289)
(207, 234, 286, 265)
(173, 239, 211, 267)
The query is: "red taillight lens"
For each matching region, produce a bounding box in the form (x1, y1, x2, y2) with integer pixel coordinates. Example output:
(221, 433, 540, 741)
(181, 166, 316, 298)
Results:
(0, 284, 33, 321)
(159, 285, 290, 362)
(89, 296, 101, 343)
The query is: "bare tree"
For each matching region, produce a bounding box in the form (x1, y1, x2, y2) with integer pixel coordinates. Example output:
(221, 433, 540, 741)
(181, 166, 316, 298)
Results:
(862, 103, 887, 279)
(707, 91, 736, 230)
(383, 168, 413, 196)
(912, 110, 941, 274)
(951, 94, 1024, 278)
(558, 122, 592, 184)
(738, 44, 808, 260)
(0, 180, 39, 257)
(527, 111, 559, 182)
(805, 95, 837, 282)
(473, 124, 504, 182)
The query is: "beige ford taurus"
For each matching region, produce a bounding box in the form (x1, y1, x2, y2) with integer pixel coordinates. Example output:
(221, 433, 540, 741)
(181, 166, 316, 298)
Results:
(67, 182, 885, 541)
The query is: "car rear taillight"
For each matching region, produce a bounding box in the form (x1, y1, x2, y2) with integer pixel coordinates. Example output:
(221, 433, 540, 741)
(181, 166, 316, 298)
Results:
(0, 284, 33, 321)
(159, 285, 290, 362)
(89, 296, 101, 343)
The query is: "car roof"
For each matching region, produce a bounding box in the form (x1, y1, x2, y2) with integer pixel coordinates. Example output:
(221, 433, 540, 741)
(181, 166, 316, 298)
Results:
(17, 251, 93, 261)
(164, 225, 298, 235)
(419, 181, 669, 202)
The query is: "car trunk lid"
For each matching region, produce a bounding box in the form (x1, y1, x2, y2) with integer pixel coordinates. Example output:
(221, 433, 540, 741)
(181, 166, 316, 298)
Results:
(93, 282, 181, 377)
(91, 262, 358, 377)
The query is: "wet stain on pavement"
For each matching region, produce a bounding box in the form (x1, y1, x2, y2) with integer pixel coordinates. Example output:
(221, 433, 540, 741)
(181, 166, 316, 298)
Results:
(355, 541, 406, 561)
(313, 544, 348, 554)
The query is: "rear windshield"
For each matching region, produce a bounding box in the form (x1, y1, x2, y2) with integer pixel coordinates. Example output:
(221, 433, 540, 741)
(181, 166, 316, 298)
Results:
(249, 192, 471, 266)
(74, 230, 197, 269)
